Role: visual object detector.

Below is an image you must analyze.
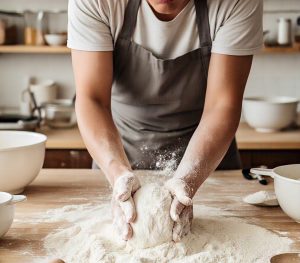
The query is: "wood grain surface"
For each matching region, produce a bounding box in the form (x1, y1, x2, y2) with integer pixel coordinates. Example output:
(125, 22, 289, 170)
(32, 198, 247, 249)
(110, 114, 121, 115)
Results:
(0, 169, 299, 263)
(39, 123, 300, 150)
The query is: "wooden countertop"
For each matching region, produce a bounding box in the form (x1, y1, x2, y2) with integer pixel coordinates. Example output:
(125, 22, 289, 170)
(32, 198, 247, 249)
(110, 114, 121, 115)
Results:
(40, 123, 300, 150)
(0, 169, 299, 262)
(236, 123, 300, 150)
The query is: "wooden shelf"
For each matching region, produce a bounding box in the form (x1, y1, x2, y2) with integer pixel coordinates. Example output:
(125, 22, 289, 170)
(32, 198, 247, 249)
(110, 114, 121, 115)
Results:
(262, 46, 300, 54)
(0, 45, 299, 54)
(0, 45, 70, 54)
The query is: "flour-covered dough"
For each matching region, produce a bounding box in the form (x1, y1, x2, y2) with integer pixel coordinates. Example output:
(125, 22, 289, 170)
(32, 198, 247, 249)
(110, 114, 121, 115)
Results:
(127, 183, 174, 249)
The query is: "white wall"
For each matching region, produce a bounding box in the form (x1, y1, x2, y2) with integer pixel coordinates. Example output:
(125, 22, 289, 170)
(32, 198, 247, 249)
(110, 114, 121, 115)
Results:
(246, 0, 300, 99)
(0, 0, 300, 109)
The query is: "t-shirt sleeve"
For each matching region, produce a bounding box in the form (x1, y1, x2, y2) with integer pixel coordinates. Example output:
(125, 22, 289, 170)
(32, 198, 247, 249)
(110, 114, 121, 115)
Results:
(212, 0, 263, 56)
(67, 0, 114, 51)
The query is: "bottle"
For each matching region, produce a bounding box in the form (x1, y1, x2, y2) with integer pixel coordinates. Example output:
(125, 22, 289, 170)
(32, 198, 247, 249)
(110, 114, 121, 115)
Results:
(277, 18, 292, 46)
(295, 17, 300, 44)
(0, 19, 5, 45)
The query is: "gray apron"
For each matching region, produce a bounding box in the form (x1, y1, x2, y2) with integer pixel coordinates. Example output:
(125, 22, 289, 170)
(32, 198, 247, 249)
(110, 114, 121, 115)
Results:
(106, 0, 241, 170)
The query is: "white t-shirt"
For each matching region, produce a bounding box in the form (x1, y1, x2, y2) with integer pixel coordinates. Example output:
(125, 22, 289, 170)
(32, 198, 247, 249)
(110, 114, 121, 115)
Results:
(67, 0, 263, 59)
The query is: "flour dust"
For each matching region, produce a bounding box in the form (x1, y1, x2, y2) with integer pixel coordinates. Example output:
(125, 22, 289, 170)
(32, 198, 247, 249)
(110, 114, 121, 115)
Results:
(39, 203, 292, 263)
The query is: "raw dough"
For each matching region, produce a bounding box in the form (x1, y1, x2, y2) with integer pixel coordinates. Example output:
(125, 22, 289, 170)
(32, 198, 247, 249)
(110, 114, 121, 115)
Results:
(127, 183, 173, 249)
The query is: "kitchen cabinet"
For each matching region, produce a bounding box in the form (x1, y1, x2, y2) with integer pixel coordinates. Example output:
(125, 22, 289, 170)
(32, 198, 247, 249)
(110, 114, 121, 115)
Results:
(41, 124, 300, 169)
(240, 150, 300, 169)
(44, 149, 92, 168)
(43, 149, 300, 169)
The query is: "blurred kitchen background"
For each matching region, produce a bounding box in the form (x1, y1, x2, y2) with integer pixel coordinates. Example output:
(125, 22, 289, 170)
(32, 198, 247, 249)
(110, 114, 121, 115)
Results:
(0, 0, 300, 107)
(0, 0, 299, 169)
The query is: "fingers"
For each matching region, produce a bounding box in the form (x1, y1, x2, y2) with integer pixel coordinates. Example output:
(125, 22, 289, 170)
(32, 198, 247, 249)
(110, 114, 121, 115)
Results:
(165, 178, 192, 207)
(112, 202, 133, 240)
(172, 205, 193, 242)
(114, 173, 134, 201)
(170, 197, 185, 222)
(112, 172, 140, 240)
(119, 196, 137, 223)
(114, 172, 141, 202)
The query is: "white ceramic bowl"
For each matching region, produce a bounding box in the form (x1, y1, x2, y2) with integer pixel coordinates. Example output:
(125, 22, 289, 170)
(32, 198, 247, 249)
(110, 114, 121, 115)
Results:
(0, 131, 47, 194)
(243, 97, 299, 132)
(44, 34, 67, 46)
(251, 164, 300, 223)
(0, 193, 27, 238)
(0, 192, 14, 238)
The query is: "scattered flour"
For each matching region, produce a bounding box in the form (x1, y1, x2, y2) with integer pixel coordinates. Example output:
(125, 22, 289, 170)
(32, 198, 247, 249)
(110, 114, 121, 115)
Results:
(128, 183, 173, 249)
(243, 191, 279, 206)
(41, 199, 292, 263)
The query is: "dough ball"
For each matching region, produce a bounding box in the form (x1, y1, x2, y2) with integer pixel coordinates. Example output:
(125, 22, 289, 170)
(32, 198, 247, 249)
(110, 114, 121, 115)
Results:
(128, 183, 174, 249)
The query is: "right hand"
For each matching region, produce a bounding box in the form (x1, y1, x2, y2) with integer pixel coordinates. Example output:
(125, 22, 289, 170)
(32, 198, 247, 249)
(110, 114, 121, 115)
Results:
(111, 171, 141, 240)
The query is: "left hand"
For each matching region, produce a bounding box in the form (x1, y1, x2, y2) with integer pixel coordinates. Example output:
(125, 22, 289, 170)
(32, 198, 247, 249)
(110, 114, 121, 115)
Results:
(165, 177, 194, 242)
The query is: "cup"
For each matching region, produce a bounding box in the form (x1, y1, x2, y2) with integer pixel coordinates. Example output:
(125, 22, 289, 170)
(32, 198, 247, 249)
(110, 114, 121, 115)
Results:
(29, 79, 58, 106)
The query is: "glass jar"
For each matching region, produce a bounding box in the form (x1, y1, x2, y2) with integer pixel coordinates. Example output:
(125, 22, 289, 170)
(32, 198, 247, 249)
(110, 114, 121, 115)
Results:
(23, 10, 46, 45)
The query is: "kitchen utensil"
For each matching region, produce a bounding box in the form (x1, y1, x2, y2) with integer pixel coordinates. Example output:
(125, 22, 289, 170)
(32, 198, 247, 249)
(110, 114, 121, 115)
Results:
(277, 18, 292, 46)
(243, 97, 299, 132)
(44, 33, 67, 46)
(0, 192, 26, 238)
(0, 131, 47, 194)
(42, 99, 76, 129)
(270, 253, 300, 263)
(251, 164, 300, 223)
(242, 168, 268, 185)
(0, 114, 40, 131)
(243, 191, 279, 207)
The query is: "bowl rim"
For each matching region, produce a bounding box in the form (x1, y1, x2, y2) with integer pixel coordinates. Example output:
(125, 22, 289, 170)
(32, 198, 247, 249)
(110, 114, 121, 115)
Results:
(273, 164, 300, 184)
(0, 131, 47, 152)
(243, 96, 299, 104)
(0, 192, 12, 206)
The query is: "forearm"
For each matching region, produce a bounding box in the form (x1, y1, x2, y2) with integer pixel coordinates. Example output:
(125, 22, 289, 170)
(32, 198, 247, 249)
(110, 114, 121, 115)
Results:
(175, 105, 241, 197)
(76, 96, 132, 185)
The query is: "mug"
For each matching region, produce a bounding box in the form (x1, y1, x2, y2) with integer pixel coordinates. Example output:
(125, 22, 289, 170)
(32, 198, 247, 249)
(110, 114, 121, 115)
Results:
(29, 79, 58, 106)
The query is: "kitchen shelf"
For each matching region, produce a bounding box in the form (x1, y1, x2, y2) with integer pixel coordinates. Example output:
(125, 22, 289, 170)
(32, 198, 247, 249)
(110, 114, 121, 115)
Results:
(0, 45, 299, 54)
(262, 46, 300, 54)
(0, 45, 70, 54)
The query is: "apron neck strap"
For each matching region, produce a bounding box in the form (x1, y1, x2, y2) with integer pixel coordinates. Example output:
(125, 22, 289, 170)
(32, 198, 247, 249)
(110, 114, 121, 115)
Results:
(119, 0, 212, 48)
(119, 0, 141, 40)
(195, 0, 212, 47)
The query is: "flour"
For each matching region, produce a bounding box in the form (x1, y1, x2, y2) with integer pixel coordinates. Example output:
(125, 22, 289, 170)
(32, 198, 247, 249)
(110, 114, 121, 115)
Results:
(42, 201, 292, 263)
(128, 183, 173, 249)
(243, 191, 279, 206)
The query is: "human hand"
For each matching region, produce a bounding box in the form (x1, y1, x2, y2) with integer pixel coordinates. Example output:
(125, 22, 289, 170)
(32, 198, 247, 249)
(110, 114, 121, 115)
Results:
(165, 177, 194, 242)
(111, 171, 141, 240)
